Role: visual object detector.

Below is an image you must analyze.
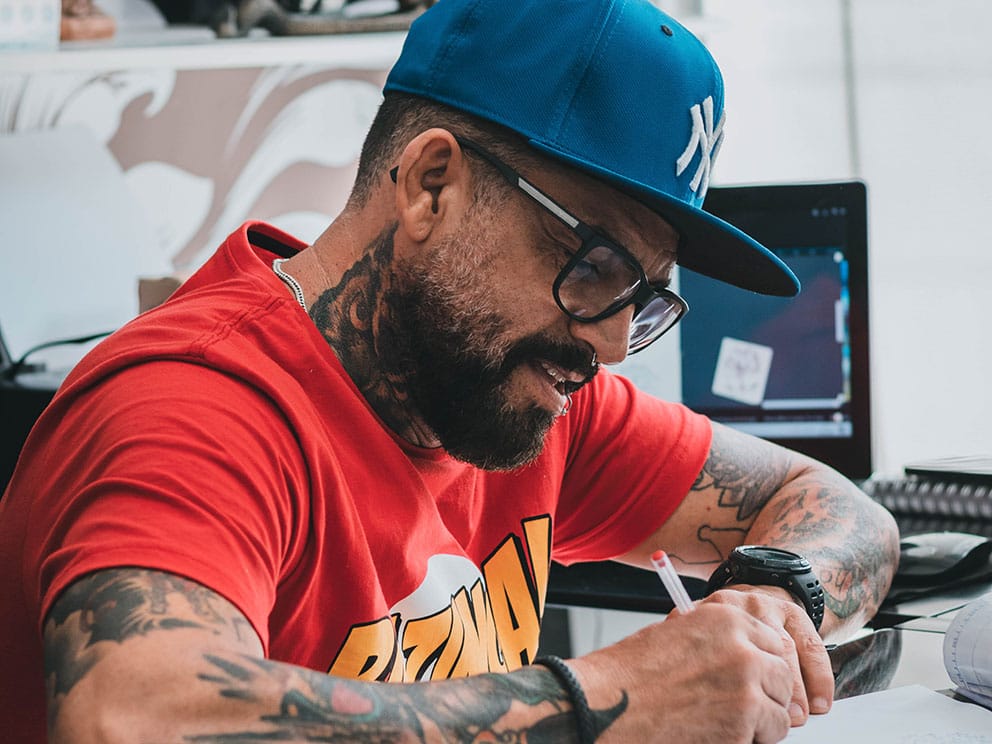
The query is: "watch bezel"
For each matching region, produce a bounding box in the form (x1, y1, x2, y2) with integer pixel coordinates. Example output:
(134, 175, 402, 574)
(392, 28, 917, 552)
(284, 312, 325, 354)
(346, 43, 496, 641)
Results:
(732, 545, 813, 574)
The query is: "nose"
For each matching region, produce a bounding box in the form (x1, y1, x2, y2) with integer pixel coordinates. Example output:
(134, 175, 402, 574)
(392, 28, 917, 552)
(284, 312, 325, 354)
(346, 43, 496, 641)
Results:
(568, 306, 634, 366)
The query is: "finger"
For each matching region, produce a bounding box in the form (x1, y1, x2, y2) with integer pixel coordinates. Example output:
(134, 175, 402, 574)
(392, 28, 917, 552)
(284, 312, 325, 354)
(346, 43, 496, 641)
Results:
(771, 610, 834, 724)
(712, 587, 831, 723)
(757, 644, 795, 710)
(769, 622, 809, 726)
(752, 686, 793, 744)
(792, 625, 834, 716)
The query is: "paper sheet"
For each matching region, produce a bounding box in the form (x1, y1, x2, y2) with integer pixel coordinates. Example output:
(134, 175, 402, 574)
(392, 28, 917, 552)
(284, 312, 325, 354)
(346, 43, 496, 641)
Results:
(944, 591, 992, 708)
(785, 685, 992, 742)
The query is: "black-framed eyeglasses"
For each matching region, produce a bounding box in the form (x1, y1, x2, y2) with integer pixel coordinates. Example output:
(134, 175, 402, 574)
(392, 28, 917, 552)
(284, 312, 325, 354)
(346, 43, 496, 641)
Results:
(390, 136, 689, 354)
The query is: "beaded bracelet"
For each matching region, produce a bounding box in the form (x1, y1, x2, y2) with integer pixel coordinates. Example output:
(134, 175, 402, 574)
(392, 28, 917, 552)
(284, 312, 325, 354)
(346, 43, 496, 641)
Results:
(534, 655, 596, 744)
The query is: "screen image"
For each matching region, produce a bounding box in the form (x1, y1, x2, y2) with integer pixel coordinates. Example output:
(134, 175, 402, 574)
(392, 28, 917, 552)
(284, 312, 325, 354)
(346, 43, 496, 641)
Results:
(680, 182, 871, 479)
(680, 245, 853, 439)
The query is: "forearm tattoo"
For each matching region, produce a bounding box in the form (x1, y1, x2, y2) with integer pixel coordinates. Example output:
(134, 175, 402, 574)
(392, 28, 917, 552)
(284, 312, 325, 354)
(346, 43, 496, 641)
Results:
(44, 568, 628, 742)
(689, 426, 898, 623)
(190, 654, 627, 743)
(690, 437, 790, 522)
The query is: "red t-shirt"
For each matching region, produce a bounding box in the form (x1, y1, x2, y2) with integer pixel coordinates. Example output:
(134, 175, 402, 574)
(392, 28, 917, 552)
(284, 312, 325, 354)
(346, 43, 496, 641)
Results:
(0, 221, 710, 741)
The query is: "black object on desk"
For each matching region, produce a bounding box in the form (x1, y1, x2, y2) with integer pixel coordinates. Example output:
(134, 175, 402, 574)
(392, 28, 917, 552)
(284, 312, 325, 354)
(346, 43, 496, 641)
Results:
(892, 512, 992, 539)
(547, 560, 706, 614)
(896, 531, 992, 585)
(863, 456, 992, 533)
(0, 373, 58, 494)
(1, 325, 110, 493)
(0, 326, 61, 493)
(865, 476, 992, 526)
(904, 455, 992, 484)
(869, 531, 992, 625)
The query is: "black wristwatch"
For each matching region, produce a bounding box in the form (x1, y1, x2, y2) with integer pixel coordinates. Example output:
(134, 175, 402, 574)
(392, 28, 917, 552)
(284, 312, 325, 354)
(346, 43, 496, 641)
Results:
(705, 546, 825, 631)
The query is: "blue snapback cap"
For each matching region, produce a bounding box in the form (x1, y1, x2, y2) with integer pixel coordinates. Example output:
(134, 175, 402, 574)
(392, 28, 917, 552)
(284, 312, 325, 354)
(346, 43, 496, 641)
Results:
(385, 0, 799, 297)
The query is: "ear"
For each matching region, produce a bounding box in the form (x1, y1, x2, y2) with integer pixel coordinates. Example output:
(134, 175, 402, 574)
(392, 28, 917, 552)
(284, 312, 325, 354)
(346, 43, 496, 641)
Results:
(392, 129, 470, 244)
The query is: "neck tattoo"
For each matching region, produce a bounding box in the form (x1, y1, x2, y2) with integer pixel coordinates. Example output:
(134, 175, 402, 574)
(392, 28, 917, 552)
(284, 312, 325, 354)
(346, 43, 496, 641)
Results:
(273, 258, 307, 310)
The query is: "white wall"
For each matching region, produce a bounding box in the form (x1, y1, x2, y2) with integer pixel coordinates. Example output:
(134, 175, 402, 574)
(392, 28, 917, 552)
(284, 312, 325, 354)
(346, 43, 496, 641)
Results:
(852, 0, 992, 471)
(695, 0, 992, 473)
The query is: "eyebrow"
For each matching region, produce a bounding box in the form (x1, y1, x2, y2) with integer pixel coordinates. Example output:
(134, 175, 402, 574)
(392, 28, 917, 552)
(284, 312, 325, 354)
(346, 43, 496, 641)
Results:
(643, 245, 678, 284)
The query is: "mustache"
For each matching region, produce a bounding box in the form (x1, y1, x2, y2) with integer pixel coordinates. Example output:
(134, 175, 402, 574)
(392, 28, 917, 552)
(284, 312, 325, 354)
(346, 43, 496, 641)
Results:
(497, 335, 599, 392)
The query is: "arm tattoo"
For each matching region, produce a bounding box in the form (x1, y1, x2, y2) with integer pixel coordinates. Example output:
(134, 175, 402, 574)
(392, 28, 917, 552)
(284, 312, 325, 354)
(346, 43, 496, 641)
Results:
(44, 568, 251, 725)
(188, 654, 628, 743)
(44, 568, 629, 742)
(764, 484, 899, 621)
(689, 425, 898, 623)
(690, 429, 790, 522)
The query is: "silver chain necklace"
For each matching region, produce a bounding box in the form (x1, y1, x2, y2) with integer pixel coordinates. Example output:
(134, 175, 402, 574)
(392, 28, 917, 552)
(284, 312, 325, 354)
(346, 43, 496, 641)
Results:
(272, 258, 307, 310)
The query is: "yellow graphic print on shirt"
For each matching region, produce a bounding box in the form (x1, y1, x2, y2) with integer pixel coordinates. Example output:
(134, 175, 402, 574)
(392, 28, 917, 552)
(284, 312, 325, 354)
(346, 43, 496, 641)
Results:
(328, 515, 552, 681)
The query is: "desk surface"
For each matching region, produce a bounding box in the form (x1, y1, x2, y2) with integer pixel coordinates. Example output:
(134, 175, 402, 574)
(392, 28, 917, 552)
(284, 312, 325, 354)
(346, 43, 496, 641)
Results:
(831, 627, 953, 698)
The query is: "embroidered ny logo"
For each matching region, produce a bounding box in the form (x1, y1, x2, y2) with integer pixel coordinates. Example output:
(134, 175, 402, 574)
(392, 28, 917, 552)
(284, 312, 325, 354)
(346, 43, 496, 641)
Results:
(675, 96, 726, 198)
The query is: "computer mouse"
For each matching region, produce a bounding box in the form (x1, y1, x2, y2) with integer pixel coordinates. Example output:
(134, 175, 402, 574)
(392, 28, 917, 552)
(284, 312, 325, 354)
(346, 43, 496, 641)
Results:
(896, 531, 992, 584)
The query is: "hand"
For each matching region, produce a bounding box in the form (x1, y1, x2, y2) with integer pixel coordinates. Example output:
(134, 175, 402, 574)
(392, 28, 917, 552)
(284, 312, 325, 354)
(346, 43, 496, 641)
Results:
(569, 600, 803, 744)
(701, 584, 834, 725)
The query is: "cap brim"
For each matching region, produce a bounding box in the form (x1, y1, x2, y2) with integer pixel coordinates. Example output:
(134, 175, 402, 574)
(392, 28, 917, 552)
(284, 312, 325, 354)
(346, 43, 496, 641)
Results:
(528, 140, 801, 297)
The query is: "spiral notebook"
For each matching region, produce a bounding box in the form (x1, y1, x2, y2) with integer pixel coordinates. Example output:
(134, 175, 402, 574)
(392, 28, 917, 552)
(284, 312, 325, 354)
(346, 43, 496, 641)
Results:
(903, 455, 992, 484)
(864, 456, 992, 536)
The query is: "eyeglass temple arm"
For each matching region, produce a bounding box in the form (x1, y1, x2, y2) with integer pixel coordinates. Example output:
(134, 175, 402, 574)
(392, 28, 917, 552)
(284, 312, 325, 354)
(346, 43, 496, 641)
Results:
(388, 136, 586, 235)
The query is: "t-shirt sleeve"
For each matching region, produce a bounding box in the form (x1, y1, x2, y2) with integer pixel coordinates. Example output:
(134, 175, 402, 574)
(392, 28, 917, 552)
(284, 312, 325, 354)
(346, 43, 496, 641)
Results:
(27, 361, 309, 652)
(550, 369, 712, 565)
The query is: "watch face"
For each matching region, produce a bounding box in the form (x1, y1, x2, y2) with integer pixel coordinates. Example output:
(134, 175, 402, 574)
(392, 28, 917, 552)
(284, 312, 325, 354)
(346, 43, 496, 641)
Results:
(736, 546, 811, 572)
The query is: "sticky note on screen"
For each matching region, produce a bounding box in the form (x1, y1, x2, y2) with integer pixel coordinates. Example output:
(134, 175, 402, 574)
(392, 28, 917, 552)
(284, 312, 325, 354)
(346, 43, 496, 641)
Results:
(711, 337, 773, 406)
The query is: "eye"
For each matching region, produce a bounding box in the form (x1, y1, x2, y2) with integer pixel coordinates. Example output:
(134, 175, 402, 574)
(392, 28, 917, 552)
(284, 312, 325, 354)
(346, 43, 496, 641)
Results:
(568, 254, 601, 283)
(547, 238, 578, 272)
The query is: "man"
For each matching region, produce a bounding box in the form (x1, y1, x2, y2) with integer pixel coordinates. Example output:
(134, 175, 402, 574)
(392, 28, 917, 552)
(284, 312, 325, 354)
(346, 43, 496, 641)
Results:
(0, 1, 899, 742)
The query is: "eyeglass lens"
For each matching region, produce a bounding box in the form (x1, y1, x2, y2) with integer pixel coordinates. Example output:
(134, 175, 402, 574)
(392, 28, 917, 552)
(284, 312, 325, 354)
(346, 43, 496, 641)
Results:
(628, 297, 684, 352)
(556, 243, 641, 319)
(555, 242, 685, 352)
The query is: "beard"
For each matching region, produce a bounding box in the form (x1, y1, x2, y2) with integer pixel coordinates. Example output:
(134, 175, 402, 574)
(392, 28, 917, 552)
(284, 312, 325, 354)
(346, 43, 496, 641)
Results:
(377, 230, 597, 471)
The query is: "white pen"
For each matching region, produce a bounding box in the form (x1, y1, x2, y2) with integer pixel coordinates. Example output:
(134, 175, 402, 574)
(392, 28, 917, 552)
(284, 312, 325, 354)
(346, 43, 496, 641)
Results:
(651, 549, 695, 614)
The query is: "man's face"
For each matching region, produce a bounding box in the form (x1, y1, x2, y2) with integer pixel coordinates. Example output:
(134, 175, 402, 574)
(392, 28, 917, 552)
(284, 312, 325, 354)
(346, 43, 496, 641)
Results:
(381, 197, 598, 470)
(379, 153, 677, 470)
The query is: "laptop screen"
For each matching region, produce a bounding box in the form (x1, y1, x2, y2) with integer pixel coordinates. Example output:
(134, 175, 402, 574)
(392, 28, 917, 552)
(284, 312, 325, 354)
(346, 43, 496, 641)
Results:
(678, 181, 872, 480)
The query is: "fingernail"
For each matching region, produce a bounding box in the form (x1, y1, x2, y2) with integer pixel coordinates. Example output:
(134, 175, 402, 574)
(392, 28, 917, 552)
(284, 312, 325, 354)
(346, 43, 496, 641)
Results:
(810, 697, 830, 714)
(789, 702, 804, 722)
